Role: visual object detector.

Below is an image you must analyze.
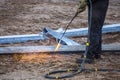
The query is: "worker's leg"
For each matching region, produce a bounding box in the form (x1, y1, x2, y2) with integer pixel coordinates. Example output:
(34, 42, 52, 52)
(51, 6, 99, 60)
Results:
(87, 0, 109, 59)
(76, 0, 109, 63)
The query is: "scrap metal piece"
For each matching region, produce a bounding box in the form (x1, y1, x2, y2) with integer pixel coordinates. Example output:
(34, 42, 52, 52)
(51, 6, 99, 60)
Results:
(43, 27, 80, 45)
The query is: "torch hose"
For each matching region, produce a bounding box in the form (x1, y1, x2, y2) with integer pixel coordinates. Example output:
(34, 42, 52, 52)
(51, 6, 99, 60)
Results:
(45, 68, 120, 79)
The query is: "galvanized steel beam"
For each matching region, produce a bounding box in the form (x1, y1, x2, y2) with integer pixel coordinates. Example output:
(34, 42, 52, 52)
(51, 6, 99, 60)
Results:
(0, 34, 45, 44)
(63, 24, 120, 37)
(0, 44, 120, 54)
(0, 24, 120, 44)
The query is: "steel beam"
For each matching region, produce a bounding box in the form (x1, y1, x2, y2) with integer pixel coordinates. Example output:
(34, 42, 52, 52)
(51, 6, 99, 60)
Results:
(0, 24, 120, 44)
(0, 34, 45, 44)
(0, 44, 120, 54)
(63, 24, 120, 37)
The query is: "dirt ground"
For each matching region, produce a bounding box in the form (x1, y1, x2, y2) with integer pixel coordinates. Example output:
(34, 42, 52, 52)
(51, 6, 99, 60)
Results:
(0, 0, 120, 80)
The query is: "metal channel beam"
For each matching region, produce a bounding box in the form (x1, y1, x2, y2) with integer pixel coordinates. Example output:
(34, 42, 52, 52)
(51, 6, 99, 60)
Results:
(0, 34, 45, 44)
(63, 24, 120, 37)
(0, 44, 120, 54)
(43, 27, 80, 45)
(0, 24, 120, 44)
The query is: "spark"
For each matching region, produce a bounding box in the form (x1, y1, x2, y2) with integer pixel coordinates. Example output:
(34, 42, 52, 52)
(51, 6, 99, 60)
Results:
(54, 43, 61, 51)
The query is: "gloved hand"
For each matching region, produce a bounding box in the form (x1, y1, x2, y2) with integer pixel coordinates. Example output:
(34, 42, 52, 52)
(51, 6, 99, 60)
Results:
(77, 0, 87, 13)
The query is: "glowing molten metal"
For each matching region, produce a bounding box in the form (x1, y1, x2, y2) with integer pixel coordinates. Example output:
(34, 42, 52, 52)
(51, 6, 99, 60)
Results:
(54, 43, 61, 51)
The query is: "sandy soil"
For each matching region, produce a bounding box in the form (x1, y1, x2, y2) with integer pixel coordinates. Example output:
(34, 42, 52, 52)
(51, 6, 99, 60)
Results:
(0, 0, 120, 80)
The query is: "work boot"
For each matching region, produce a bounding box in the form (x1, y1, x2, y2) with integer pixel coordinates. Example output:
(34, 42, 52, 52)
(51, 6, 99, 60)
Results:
(91, 50, 102, 59)
(94, 54, 101, 59)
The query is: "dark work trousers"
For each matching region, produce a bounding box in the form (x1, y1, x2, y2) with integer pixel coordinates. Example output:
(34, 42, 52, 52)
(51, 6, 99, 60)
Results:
(87, 0, 109, 59)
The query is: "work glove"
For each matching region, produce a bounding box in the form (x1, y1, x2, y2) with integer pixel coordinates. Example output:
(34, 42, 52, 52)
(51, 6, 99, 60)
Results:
(77, 0, 87, 13)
